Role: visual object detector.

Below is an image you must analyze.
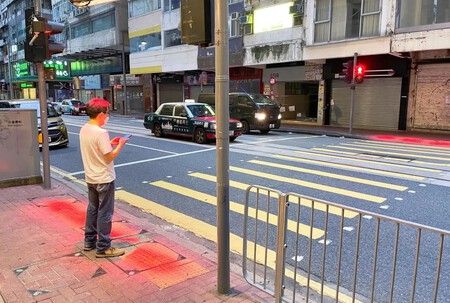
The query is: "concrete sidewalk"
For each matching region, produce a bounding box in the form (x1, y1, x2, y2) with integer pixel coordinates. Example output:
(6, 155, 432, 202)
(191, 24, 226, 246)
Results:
(0, 177, 273, 303)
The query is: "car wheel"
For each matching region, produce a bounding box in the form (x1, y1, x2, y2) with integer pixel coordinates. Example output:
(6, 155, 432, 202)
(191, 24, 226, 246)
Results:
(241, 120, 250, 134)
(153, 124, 163, 137)
(260, 129, 270, 134)
(230, 136, 237, 142)
(194, 128, 207, 144)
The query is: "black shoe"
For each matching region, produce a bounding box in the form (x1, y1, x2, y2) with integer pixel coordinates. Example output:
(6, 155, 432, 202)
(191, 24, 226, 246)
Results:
(83, 244, 95, 251)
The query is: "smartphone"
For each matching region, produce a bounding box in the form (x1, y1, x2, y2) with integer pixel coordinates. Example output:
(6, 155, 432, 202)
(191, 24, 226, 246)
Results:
(123, 134, 132, 139)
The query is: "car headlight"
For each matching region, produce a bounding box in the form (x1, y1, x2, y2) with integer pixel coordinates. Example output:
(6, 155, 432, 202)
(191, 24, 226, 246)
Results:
(278, 114, 282, 119)
(236, 122, 243, 128)
(255, 112, 267, 121)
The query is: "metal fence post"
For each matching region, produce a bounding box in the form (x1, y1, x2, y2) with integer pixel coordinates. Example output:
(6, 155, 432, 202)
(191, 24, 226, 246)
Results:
(274, 193, 289, 302)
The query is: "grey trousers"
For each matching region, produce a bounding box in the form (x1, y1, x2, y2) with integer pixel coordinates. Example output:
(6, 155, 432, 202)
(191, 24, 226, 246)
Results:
(85, 181, 115, 253)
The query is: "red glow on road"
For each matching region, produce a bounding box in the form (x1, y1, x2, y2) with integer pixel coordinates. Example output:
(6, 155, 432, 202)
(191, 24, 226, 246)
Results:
(369, 135, 450, 148)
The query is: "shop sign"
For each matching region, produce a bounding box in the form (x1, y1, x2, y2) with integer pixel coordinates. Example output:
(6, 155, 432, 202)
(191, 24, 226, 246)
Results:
(44, 60, 71, 80)
(20, 82, 35, 89)
(154, 73, 183, 84)
(71, 56, 123, 76)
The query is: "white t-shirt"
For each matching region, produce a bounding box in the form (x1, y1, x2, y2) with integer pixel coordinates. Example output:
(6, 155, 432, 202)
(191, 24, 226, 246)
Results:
(79, 123, 115, 184)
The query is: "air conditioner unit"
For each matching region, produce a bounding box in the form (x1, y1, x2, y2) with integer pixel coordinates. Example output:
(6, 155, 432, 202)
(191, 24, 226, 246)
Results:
(242, 23, 253, 35)
(239, 14, 253, 24)
(289, 0, 305, 15)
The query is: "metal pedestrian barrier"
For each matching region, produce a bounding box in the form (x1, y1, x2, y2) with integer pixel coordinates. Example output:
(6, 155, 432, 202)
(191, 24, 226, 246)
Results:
(242, 185, 450, 303)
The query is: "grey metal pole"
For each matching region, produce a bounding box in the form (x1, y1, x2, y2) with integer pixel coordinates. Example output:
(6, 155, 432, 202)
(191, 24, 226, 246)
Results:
(35, 1, 51, 189)
(349, 52, 357, 134)
(215, 0, 230, 294)
(7, 45, 14, 99)
(121, 30, 127, 115)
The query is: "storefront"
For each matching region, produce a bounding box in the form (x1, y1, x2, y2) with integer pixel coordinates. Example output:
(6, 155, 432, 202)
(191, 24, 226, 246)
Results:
(263, 63, 323, 124)
(154, 73, 184, 106)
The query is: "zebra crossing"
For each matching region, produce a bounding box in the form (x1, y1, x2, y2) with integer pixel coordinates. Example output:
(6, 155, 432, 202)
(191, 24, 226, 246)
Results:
(53, 121, 450, 302)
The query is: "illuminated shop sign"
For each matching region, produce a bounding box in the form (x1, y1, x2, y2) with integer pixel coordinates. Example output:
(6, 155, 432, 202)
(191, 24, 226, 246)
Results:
(254, 2, 293, 33)
(44, 60, 71, 79)
(13, 60, 71, 81)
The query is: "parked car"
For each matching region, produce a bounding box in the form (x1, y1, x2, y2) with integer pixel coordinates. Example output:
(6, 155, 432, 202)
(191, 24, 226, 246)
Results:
(143, 102, 243, 144)
(197, 92, 281, 134)
(9, 99, 69, 148)
(0, 101, 14, 108)
(60, 99, 87, 115)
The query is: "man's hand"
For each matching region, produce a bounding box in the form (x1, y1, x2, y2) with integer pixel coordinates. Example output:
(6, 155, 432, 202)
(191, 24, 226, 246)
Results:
(111, 136, 129, 146)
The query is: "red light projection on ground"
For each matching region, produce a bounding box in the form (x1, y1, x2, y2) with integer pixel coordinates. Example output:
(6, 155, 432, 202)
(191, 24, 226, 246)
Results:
(369, 135, 450, 148)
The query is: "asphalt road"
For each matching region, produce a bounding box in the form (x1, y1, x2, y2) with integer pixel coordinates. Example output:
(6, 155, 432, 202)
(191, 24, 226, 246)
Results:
(48, 114, 450, 303)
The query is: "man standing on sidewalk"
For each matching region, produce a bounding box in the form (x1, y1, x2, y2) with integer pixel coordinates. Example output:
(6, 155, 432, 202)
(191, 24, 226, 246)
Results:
(79, 98, 128, 258)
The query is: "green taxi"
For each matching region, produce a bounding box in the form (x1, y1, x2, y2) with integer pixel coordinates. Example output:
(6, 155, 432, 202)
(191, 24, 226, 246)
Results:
(143, 102, 243, 144)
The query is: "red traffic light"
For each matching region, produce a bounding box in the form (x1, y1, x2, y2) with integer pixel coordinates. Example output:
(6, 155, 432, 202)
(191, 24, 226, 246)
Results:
(355, 64, 365, 83)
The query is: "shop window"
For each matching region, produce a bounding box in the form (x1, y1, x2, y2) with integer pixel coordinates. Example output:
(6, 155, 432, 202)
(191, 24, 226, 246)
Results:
(164, 0, 180, 11)
(164, 28, 182, 47)
(397, 0, 450, 29)
(129, 0, 161, 18)
(130, 32, 162, 52)
(314, 0, 381, 43)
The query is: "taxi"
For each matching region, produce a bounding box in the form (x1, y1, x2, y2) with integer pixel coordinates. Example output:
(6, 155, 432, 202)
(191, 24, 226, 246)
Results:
(143, 102, 243, 144)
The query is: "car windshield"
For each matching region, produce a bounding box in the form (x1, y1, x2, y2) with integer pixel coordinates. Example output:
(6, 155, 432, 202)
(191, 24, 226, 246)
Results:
(250, 94, 275, 104)
(47, 104, 59, 117)
(71, 100, 82, 106)
(187, 104, 215, 117)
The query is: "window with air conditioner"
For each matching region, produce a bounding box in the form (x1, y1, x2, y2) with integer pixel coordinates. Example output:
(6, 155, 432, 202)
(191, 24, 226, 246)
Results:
(314, 0, 381, 43)
(230, 12, 242, 37)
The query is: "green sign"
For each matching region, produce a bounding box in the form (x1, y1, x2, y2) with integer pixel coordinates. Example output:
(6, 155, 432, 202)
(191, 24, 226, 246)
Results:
(44, 60, 71, 79)
(14, 62, 30, 79)
(70, 56, 123, 76)
(13, 60, 72, 81)
(20, 82, 35, 88)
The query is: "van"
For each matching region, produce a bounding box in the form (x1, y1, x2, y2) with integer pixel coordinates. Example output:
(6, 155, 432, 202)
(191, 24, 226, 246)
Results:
(197, 92, 281, 134)
(9, 99, 69, 148)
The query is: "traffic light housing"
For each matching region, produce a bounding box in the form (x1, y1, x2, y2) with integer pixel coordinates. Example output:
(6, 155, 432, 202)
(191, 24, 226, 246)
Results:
(24, 8, 65, 63)
(181, 0, 212, 46)
(342, 60, 353, 84)
(354, 64, 365, 84)
(25, 8, 47, 63)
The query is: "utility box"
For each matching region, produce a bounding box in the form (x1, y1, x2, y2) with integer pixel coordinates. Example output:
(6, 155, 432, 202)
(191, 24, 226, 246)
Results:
(0, 109, 42, 187)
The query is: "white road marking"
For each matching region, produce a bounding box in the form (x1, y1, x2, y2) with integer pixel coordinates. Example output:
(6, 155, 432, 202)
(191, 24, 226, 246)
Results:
(243, 135, 317, 145)
(116, 187, 123, 190)
(408, 190, 416, 194)
(166, 176, 172, 178)
(292, 255, 304, 262)
(395, 197, 403, 201)
(69, 147, 216, 176)
(318, 239, 332, 245)
(125, 143, 179, 154)
(379, 205, 390, 209)
(343, 226, 354, 232)
(419, 184, 427, 187)
(363, 215, 373, 220)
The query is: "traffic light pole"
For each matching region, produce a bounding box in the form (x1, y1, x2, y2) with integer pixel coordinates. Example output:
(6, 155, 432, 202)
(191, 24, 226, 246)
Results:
(215, 0, 230, 294)
(349, 52, 357, 134)
(34, 1, 51, 189)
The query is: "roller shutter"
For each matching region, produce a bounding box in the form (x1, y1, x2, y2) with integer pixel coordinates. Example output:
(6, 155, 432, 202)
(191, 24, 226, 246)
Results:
(330, 78, 402, 130)
(412, 63, 450, 131)
(157, 83, 184, 105)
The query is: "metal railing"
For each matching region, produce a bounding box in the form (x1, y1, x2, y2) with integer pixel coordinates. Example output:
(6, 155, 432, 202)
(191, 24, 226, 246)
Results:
(242, 185, 450, 303)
